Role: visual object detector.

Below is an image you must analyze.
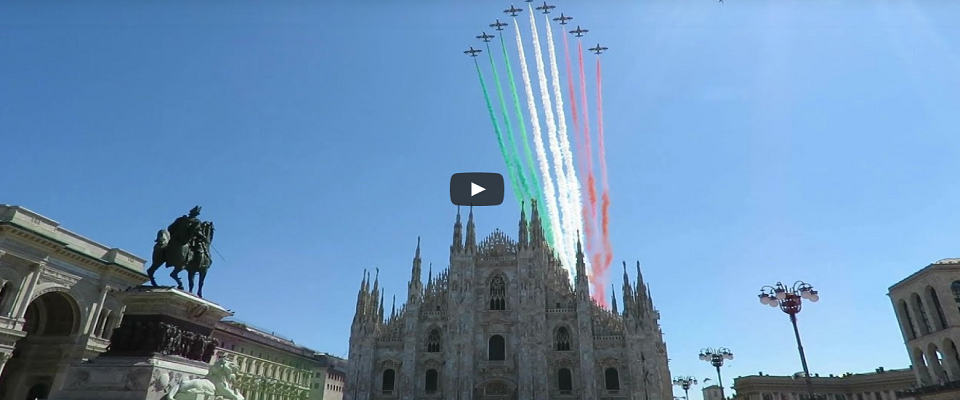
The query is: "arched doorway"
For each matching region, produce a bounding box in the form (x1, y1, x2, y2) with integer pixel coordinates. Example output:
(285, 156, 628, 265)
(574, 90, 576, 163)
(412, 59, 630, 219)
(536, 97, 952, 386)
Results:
(0, 291, 81, 399)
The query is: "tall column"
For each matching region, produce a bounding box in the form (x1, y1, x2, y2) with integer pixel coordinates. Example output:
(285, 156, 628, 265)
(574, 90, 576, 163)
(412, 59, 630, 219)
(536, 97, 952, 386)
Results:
(86, 285, 111, 336)
(13, 262, 44, 320)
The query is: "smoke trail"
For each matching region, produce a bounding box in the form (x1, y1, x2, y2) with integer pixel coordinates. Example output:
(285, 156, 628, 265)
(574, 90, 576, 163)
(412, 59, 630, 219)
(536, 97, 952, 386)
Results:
(577, 40, 604, 304)
(485, 41, 524, 205)
(473, 58, 515, 204)
(527, 7, 569, 272)
(597, 57, 614, 284)
(546, 15, 584, 281)
(502, 35, 551, 244)
(513, 16, 557, 246)
(562, 26, 593, 281)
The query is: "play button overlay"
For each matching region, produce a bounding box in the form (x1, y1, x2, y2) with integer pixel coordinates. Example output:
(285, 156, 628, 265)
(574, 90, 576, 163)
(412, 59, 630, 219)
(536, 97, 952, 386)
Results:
(451, 173, 504, 206)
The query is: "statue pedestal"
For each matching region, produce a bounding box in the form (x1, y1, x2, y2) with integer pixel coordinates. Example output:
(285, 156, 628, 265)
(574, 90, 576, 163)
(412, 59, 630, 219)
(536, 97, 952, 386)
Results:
(51, 287, 233, 400)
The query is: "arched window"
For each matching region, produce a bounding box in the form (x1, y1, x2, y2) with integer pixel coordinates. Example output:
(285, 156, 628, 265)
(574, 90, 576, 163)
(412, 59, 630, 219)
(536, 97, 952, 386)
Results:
(930, 288, 948, 330)
(604, 367, 620, 391)
(427, 329, 442, 353)
(555, 327, 571, 351)
(489, 334, 505, 361)
(382, 369, 396, 392)
(900, 300, 918, 340)
(490, 276, 506, 310)
(914, 293, 933, 334)
(558, 368, 573, 392)
(0, 282, 12, 316)
(425, 369, 439, 392)
(952, 281, 960, 313)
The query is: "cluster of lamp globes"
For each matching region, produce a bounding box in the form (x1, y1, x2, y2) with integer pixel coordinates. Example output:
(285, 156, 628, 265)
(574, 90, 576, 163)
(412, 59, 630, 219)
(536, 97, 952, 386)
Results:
(757, 284, 820, 308)
(698, 349, 733, 362)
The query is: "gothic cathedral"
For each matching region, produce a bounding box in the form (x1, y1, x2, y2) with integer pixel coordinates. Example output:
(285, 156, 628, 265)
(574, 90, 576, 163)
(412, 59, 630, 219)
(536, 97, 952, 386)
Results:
(346, 201, 673, 400)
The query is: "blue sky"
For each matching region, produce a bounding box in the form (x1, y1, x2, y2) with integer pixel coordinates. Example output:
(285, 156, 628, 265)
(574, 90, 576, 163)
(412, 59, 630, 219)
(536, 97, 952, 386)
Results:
(3, 1, 960, 398)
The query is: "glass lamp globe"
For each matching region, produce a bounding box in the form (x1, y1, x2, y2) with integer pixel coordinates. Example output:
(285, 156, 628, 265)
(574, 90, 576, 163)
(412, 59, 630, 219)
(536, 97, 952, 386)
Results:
(775, 289, 787, 300)
(759, 295, 769, 305)
(769, 300, 779, 307)
(809, 292, 820, 302)
(725, 353, 734, 360)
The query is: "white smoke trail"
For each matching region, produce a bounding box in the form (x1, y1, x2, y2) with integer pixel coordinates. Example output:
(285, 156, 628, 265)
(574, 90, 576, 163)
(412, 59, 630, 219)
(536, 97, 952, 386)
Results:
(527, 6, 572, 274)
(544, 15, 585, 281)
(513, 17, 565, 262)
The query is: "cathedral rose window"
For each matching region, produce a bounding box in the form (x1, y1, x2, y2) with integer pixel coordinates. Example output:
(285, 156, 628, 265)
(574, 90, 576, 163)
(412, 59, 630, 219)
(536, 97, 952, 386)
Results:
(427, 329, 441, 352)
(490, 276, 506, 310)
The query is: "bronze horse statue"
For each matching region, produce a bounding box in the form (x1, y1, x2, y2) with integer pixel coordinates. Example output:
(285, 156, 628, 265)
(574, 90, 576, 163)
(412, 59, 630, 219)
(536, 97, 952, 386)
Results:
(147, 212, 214, 298)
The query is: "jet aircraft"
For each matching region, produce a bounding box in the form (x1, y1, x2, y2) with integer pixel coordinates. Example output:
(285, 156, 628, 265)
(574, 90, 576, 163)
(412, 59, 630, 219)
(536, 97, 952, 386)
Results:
(569, 25, 588, 37)
(589, 44, 608, 55)
(535, 1, 556, 14)
(490, 19, 508, 31)
(464, 46, 482, 57)
(553, 13, 572, 25)
(477, 31, 495, 42)
(504, 5, 523, 16)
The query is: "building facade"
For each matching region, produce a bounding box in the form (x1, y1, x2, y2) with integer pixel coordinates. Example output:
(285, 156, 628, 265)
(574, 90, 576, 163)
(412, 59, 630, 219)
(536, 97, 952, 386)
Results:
(702, 384, 724, 400)
(0, 205, 147, 399)
(345, 202, 673, 400)
(310, 353, 348, 400)
(732, 368, 914, 400)
(887, 259, 960, 387)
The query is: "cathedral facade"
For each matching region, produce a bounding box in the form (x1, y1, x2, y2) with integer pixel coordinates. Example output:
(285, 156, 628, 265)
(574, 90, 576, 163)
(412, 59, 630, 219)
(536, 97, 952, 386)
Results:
(346, 201, 673, 400)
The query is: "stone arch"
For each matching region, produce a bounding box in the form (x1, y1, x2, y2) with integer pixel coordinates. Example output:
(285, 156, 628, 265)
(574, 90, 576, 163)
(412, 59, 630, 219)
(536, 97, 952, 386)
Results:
(604, 367, 621, 391)
(912, 292, 933, 335)
(925, 286, 948, 330)
(558, 367, 573, 392)
(898, 298, 918, 340)
(0, 280, 16, 317)
(926, 342, 948, 383)
(24, 290, 81, 337)
(942, 338, 960, 380)
(488, 334, 506, 361)
(426, 327, 442, 353)
(554, 325, 572, 351)
(381, 368, 396, 392)
(424, 368, 439, 393)
(488, 273, 507, 311)
(951, 281, 960, 313)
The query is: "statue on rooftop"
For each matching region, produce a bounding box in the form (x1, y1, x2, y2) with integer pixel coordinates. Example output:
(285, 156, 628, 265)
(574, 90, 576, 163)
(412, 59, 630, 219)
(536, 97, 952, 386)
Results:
(147, 206, 216, 298)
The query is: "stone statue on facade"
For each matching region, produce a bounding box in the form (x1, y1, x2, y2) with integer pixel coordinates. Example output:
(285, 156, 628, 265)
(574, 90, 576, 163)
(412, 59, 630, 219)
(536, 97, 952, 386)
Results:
(166, 356, 244, 400)
(147, 206, 216, 298)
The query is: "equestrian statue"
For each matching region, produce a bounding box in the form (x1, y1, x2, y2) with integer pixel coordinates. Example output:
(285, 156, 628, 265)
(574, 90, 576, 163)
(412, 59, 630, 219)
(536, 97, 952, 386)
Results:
(147, 206, 215, 298)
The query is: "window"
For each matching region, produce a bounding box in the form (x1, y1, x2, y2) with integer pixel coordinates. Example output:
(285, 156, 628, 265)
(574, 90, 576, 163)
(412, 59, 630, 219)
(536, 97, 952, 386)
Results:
(604, 367, 620, 391)
(558, 368, 573, 392)
(931, 288, 948, 330)
(382, 369, 396, 392)
(489, 335, 506, 361)
(428, 329, 442, 352)
(313, 383, 319, 389)
(952, 281, 960, 313)
(425, 369, 439, 392)
(900, 300, 917, 339)
(555, 327, 571, 351)
(914, 293, 933, 334)
(490, 276, 506, 310)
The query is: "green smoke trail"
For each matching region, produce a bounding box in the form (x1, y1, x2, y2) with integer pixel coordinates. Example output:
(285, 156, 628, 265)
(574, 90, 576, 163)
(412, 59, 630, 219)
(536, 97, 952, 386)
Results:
(474, 59, 518, 206)
(484, 43, 523, 206)
(500, 33, 554, 245)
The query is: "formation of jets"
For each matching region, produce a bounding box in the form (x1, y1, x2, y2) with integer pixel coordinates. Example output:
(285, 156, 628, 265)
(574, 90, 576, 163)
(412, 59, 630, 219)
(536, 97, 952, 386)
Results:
(467, 5, 609, 58)
(477, 31, 495, 42)
(589, 44, 608, 55)
(504, 5, 523, 16)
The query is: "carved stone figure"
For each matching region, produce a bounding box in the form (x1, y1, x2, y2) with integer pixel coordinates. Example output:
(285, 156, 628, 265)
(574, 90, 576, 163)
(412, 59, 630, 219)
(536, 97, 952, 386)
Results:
(146, 206, 216, 298)
(166, 356, 244, 400)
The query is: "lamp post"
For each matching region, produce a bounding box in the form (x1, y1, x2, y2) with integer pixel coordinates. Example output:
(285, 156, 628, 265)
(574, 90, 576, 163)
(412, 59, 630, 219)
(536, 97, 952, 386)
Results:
(699, 347, 733, 399)
(672, 376, 697, 400)
(758, 281, 819, 400)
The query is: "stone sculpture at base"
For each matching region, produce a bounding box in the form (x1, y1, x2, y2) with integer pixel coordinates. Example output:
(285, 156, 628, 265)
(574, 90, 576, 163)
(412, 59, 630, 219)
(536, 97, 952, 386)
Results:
(50, 286, 232, 400)
(166, 356, 244, 400)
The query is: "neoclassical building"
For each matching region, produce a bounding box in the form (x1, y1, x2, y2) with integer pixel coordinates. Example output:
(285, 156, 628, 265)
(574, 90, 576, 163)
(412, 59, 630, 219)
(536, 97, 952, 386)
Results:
(0, 205, 147, 399)
(732, 367, 914, 400)
(346, 201, 673, 400)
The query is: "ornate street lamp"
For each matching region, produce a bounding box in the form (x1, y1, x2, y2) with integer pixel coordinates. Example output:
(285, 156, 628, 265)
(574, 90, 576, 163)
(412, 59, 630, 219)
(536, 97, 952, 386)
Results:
(672, 376, 697, 400)
(759, 281, 819, 400)
(699, 347, 733, 398)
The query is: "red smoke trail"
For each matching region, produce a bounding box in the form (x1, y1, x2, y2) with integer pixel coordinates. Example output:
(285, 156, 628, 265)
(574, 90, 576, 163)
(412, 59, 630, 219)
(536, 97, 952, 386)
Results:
(596, 58, 614, 289)
(577, 40, 604, 307)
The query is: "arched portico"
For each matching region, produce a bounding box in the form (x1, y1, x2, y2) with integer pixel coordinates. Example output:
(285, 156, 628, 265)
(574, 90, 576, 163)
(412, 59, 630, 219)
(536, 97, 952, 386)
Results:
(0, 290, 82, 400)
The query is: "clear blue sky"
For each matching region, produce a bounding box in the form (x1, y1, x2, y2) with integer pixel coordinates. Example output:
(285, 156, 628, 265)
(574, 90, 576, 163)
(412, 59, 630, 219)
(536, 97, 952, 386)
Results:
(3, 1, 960, 398)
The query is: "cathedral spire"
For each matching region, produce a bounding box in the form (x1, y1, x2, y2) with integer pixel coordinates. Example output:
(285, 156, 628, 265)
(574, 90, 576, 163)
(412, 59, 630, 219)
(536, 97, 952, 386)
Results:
(518, 200, 529, 248)
(611, 284, 619, 315)
(452, 206, 463, 252)
(391, 295, 396, 320)
(378, 288, 385, 322)
(530, 199, 544, 246)
(411, 236, 422, 282)
(621, 261, 633, 318)
(575, 233, 587, 282)
(465, 205, 477, 253)
(355, 269, 368, 321)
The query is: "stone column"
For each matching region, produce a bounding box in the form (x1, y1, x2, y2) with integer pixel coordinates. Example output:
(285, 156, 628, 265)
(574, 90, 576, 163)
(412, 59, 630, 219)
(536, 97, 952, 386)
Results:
(12, 261, 44, 320)
(0, 351, 10, 377)
(85, 285, 110, 336)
